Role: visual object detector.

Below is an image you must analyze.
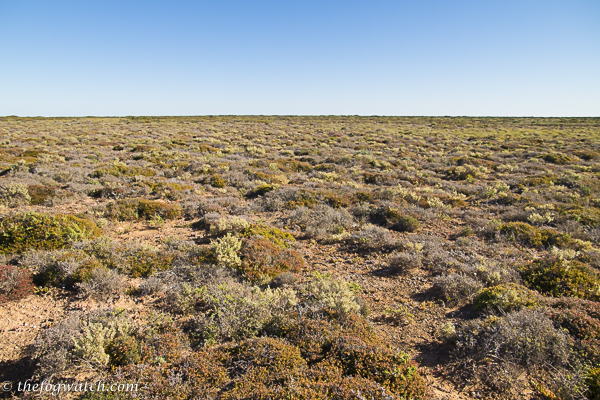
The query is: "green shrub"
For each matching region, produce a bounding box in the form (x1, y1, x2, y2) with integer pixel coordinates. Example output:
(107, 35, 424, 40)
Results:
(242, 224, 295, 248)
(574, 150, 599, 161)
(456, 227, 474, 237)
(499, 222, 570, 248)
(322, 192, 351, 208)
(0, 183, 31, 207)
(542, 153, 572, 165)
(520, 254, 600, 300)
(106, 334, 140, 367)
(191, 282, 297, 344)
(523, 176, 555, 187)
(210, 174, 226, 188)
(103, 198, 181, 221)
(301, 273, 362, 315)
(0, 264, 33, 303)
(104, 349, 227, 399)
(473, 283, 538, 312)
(326, 336, 428, 398)
(212, 233, 243, 268)
(32, 249, 103, 287)
(586, 366, 600, 400)
(369, 205, 403, 227)
(33, 309, 133, 379)
(91, 163, 156, 178)
(0, 213, 101, 254)
(126, 249, 173, 278)
(245, 184, 277, 198)
(208, 215, 250, 236)
(391, 215, 420, 232)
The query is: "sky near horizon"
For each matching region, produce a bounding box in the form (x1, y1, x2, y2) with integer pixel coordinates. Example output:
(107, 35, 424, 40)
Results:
(1, 1, 599, 117)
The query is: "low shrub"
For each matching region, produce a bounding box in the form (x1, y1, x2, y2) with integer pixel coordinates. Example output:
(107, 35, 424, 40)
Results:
(125, 248, 174, 278)
(471, 262, 521, 287)
(242, 224, 295, 248)
(208, 215, 250, 236)
(27, 184, 56, 205)
(91, 163, 156, 178)
(33, 309, 133, 379)
(31, 249, 103, 287)
(287, 204, 354, 239)
(238, 237, 305, 284)
(76, 267, 126, 300)
(191, 282, 297, 344)
(211, 233, 243, 269)
(105, 334, 140, 367)
(542, 153, 572, 165)
(586, 366, 600, 400)
(137, 276, 165, 296)
(455, 308, 571, 370)
(210, 174, 226, 188)
(301, 273, 362, 315)
(103, 198, 181, 221)
(547, 298, 600, 365)
(260, 187, 319, 211)
(72, 239, 175, 278)
(369, 205, 403, 227)
(97, 349, 227, 399)
(0, 264, 33, 303)
(391, 215, 420, 232)
(433, 274, 483, 304)
(456, 227, 474, 237)
(326, 336, 428, 398)
(499, 222, 570, 248)
(245, 183, 277, 198)
(473, 283, 538, 312)
(0, 182, 31, 207)
(108, 335, 427, 399)
(388, 251, 423, 274)
(349, 224, 396, 251)
(269, 271, 299, 288)
(520, 253, 600, 300)
(446, 164, 487, 181)
(0, 212, 101, 254)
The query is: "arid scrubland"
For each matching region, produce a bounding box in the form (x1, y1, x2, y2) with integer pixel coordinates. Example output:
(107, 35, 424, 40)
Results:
(0, 116, 599, 399)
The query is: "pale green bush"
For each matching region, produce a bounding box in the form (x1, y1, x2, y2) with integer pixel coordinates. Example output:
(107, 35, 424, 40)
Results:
(0, 183, 31, 207)
(209, 215, 250, 235)
(302, 273, 361, 315)
(211, 233, 242, 268)
(191, 281, 298, 345)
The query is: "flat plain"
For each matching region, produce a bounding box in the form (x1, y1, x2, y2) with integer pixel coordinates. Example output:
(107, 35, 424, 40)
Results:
(1, 116, 599, 399)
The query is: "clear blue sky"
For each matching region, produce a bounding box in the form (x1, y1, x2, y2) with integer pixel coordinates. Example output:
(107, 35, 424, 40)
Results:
(1, 0, 598, 116)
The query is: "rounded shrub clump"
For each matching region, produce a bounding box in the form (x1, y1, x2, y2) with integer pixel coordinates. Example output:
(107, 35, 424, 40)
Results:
(0, 212, 101, 254)
(473, 283, 538, 312)
(499, 222, 569, 248)
(239, 237, 305, 284)
(548, 298, 600, 365)
(210, 175, 226, 188)
(520, 255, 600, 300)
(391, 215, 420, 232)
(103, 198, 181, 221)
(0, 264, 34, 303)
(106, 335, 140, 367)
